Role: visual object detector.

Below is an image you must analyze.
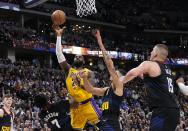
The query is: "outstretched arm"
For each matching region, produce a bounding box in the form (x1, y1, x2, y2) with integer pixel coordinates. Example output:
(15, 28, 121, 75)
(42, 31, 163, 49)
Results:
(79, 71, 108, 96)
(53, 25, 71, 75)
(95, 30, 122, 89)
(120, 61, 150, 84)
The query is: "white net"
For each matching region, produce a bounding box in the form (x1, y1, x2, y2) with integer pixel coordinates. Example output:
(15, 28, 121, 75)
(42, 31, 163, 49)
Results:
(76, 0, 97, 17)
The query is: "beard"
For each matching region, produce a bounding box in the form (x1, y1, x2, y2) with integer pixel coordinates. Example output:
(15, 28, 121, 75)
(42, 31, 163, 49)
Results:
(73, 60, 84, 68)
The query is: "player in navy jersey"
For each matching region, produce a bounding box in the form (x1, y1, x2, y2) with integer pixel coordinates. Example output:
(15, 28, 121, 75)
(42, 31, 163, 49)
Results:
(78, 30, 124, 131)
(34, 94, 78, 131)
(120, 44, 180, 131)
(80, 71, 124, 131)
(0, 94, 14, 131)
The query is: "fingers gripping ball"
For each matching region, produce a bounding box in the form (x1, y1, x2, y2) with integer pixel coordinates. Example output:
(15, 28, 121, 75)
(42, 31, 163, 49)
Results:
(51, 10, 66, 25)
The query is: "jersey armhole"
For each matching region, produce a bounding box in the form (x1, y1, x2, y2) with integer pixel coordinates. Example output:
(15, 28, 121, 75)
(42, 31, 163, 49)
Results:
(66, 68, 73, 78)
(149, 61, 162, 78)
(104, 87, 110, 96)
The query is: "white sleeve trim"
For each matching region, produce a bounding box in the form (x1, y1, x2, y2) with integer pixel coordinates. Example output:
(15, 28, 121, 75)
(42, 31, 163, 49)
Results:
(56, 36, 66, 63)
(178, 83, 188, 96)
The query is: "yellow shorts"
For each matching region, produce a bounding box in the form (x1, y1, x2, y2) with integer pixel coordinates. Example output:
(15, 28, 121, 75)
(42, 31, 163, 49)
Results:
(70, 98, 102, 129)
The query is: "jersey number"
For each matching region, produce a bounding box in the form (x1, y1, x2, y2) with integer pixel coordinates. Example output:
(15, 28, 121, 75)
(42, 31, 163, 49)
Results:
(102, 101, 109, 110)
(51, 119, 61, 128)
(2, 126, 10, 131)
(167, 77, 174, 93)
(72, 76, 81, 88)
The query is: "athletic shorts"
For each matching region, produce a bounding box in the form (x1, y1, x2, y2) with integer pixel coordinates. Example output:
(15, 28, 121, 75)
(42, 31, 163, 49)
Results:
(99, 116, 120, 131)
(150, 108, 180, 131)
(70, 98, 102, 129)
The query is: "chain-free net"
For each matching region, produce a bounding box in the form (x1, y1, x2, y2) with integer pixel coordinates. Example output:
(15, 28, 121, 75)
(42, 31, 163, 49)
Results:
(76, 0, 97, 17)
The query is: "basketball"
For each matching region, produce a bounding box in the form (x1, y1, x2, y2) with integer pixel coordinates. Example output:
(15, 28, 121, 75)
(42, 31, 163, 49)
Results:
(51, 10, 66, 25)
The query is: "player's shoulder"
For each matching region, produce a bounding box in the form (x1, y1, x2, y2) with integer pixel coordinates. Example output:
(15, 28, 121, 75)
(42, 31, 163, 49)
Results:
(0, 108, 4, 112)
(0, 108, 4, 117)
(141, 60, 158, 66)
(139, 61, 152, 67)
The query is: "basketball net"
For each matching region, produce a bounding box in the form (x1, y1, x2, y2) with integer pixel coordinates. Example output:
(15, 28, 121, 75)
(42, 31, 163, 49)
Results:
(76, 0, 97, 17)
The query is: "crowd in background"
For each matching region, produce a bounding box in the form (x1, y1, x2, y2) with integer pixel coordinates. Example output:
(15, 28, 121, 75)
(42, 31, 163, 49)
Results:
(1, 0, 187, 57)
(0, 58, 188, 130)
(0, 19, 152, 61)
(2, 0, 188, 30)
(0, 19, 46, 49)
(0, 1, 187, 130)
(1, 19, 187, 61)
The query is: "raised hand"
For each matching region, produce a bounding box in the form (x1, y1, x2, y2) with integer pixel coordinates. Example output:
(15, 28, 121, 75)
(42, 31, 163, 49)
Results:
(52, 24, 65, 36)
(95, 29, 101, 38)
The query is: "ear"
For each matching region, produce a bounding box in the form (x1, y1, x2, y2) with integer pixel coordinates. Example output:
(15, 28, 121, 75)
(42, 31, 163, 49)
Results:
(154, 52, 158, 58)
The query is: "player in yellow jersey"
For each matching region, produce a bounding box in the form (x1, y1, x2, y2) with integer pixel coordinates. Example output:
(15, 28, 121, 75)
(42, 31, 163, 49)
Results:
(53, 25, 101, 130)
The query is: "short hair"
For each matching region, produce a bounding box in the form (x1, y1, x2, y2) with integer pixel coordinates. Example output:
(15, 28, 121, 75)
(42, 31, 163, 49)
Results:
(34, 94, 48, 108)
(155, 44, 169, 59)
(2, 94, 12, 100)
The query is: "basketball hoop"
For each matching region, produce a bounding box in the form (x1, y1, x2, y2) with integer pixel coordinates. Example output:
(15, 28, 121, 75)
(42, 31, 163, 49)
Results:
(76, 0, 97, 17)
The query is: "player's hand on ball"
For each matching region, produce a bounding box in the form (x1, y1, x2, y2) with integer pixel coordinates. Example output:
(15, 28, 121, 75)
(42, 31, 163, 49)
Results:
(92, 29, 101, 38)
(95, 29, 101, 37)
(52, 24, 65, 36)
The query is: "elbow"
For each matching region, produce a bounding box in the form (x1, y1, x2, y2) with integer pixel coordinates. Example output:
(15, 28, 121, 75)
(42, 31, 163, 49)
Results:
(85, 86, 95, 94)
(56, 52, 60, 57)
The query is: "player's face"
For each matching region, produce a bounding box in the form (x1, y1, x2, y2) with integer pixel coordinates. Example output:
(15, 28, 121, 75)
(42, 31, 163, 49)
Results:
(3, 97, 12, 107)
(150, 46, 158, 61)
(73, 55, 85, 68)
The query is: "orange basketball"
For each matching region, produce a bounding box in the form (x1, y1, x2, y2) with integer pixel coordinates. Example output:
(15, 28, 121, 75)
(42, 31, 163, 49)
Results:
(51, 10, 66, 25)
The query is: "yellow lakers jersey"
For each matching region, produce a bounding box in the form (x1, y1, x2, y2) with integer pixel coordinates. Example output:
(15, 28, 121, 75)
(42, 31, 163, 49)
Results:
(66, 68, 92, 102)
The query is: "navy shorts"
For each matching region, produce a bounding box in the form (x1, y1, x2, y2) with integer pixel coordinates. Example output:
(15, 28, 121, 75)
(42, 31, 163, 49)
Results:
(99, 116, 121, 131)
(150, 108, 180, 131)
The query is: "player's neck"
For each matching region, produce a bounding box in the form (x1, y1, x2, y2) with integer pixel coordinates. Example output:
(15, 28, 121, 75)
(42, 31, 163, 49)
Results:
(3, 106, 11, 113)
(152, 57, 164, 63)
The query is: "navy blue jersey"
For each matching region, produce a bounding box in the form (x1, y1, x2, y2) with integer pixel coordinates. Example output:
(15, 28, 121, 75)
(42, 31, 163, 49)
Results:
(40, 100, 72, 131)
(144, 61, 178, 109)
(102, 87, 123, 118)
(0, 108, 13, 131)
